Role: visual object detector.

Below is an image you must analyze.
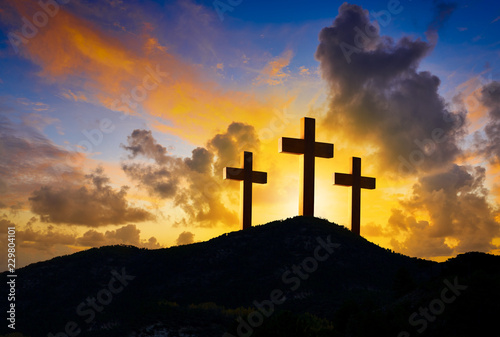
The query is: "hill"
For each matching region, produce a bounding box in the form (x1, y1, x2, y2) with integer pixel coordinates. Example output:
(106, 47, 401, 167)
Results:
(1, 216, 499, 337)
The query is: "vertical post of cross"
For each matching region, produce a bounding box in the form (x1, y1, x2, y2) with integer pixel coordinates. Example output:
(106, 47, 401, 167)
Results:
(241, 151, 253, 229)
(351, 157, 362, 235)
(301, 117, 315, 216)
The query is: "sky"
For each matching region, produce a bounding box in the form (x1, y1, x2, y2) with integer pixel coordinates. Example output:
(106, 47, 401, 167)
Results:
(0, 0, 499, 270)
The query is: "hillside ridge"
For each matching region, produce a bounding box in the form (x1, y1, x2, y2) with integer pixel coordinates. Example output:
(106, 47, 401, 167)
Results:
(2, 216, 499, 337)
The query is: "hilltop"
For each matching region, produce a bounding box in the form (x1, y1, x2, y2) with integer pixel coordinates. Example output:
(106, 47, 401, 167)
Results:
(1, 216, 499, 337)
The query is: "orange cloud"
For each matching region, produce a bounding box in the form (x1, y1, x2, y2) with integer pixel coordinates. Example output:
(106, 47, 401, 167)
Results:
(491, 163, 500, 204)
(456, 76, 490, 130)
(60, 90, 88, 102)
(5, 0, 289, 144)
(254, 49, 294, 86)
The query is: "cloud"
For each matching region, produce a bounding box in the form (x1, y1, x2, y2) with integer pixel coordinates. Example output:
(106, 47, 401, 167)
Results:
(176, 231, 195, 245)
(254, 49, 294, 86)
(103, 224, 143, 246)
(207, 122, 260, 174)
(474, 81, 500, 162)
(2, 219, 160, 250)
(387, 165, 499, 257)
(184, 147, 214, 174)
(388, 211, 454, 257)
(29, 167, 154, 226)
(122, 129, 170, 164)
(0, 217, 161, 271)
(60, 90, 88, 102)
(122, 162, 181, 199)
(315, 3, 466, 175)
(299, 66, 310, 75)
(121, 130, 183, 199)
(19, 225, 77, 250)
(77, 224, 162, 249)
(0, 113, 84, 208)
(20, 112, 60, 132)
(122, 123, 259, 227)
(314, 4, 499, 259)
(2, 0, 287, 145)
(76, 229, 106, 247)
(0, 217, 69, 270)
(4, 0, 138, 82)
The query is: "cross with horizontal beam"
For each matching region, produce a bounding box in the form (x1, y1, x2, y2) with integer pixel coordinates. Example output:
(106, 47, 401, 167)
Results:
(279, 117, 334, 216)
(333, 157, 376, 236)
(223, 151, 267, 230)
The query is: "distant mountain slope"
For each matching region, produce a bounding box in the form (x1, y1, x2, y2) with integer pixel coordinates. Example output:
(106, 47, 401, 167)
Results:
(1, 216, 499, 337)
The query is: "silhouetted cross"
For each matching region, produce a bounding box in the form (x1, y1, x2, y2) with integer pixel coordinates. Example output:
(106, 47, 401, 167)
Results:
(279, 117, 334, 216)
(334, 157, 376, 236)
(224, 151, 267, 230)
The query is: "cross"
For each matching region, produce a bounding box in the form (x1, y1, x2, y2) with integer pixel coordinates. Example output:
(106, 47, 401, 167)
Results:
(333, 157, 376, 236)
(223, 151, 267, 230)
(279, 117, 334, 216)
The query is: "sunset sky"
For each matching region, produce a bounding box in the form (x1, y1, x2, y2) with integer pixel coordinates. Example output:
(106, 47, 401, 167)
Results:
(1, 0, 499, 270)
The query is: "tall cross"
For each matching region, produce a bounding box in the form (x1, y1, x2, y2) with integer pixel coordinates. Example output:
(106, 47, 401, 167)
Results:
(279, 117, 334, 216)
(333, 157, 376, 236)
(223, 151, 267, 230)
